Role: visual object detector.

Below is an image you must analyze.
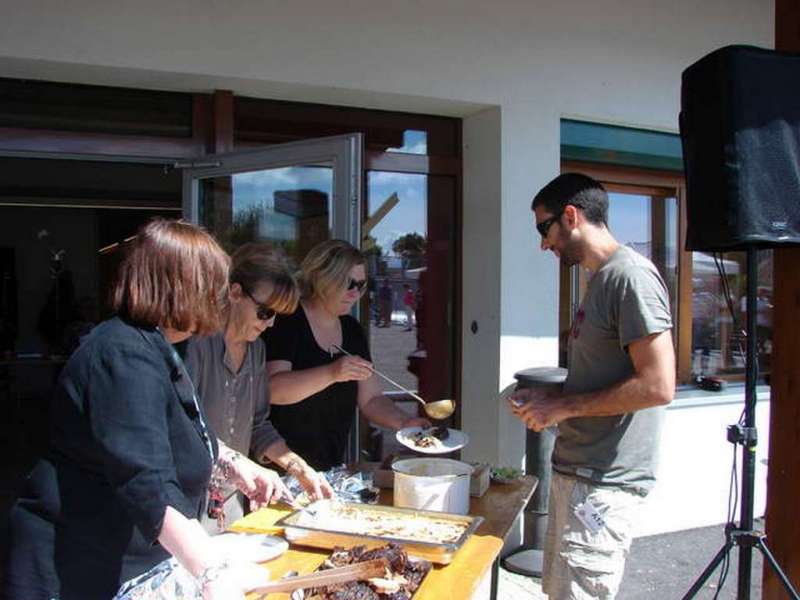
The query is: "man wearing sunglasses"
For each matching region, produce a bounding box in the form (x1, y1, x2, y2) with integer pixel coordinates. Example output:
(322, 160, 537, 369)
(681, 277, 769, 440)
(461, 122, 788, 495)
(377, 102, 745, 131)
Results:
(508, 173, 675, 599)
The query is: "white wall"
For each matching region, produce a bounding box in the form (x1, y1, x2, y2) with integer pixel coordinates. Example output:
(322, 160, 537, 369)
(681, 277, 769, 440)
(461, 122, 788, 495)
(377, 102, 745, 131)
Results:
(638, 394, 771, 537)
(0, 0, 774, 471)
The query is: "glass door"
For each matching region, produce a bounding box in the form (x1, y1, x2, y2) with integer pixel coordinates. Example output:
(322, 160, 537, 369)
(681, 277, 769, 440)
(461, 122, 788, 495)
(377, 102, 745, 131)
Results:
(182, 134, 362, 262)
(182, 133, 363, 461)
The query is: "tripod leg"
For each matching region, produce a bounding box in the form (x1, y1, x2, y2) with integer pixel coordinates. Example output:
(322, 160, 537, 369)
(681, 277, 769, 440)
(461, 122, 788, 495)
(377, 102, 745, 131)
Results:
(755, 539, 800, 600)
(682, 541, 734, 600)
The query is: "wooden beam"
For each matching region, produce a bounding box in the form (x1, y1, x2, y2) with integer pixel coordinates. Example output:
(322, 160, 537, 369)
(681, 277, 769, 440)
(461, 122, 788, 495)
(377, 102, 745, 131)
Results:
(764, 4, 800, 598)
(0, 126, 200, 159)
(212, 90, 234, 154)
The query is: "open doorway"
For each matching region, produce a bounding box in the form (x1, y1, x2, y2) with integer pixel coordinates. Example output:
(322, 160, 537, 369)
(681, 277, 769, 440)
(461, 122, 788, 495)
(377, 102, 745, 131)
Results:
(0, 155, 180, 518)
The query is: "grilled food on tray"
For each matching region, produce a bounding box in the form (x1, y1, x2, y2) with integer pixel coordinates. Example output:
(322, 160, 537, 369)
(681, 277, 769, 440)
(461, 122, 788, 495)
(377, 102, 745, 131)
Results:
(294, 543, 431, 600)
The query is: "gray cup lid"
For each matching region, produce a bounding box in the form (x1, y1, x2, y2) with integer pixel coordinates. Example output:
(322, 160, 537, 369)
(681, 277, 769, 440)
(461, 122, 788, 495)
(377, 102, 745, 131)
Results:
(514, 367, 568, 387)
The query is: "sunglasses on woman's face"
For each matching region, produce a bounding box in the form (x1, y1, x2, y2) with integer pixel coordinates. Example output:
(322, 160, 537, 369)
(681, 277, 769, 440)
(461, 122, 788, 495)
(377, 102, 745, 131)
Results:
(243, 288, 276, 321)
(347, 278, 367, 294)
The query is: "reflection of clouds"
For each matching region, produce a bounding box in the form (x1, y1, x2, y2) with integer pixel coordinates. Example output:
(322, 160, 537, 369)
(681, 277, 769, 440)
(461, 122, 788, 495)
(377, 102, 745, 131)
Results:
(367, 171, 427, 254)
(369, 171, 425, 187)
(229, 166, 334, 241)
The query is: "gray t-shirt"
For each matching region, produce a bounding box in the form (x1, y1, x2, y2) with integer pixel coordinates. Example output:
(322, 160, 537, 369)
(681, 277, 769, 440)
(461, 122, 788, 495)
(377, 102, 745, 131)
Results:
(555, 245, 673, 495)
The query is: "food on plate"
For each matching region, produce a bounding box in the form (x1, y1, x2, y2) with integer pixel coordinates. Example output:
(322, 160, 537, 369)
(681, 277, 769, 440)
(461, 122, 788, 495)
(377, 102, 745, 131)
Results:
(295, 501, 468, 545)
(300, 543, 431, 600)
(409, 426, 450, 449)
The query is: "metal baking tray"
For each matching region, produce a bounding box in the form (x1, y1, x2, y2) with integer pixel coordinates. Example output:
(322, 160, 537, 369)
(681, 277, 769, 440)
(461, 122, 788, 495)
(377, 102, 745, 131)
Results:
(275, 499, 484, 564)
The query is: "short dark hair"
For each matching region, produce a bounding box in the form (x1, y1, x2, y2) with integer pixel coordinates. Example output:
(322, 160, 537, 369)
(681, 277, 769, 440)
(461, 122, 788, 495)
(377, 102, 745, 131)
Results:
(111, 218, 229, 334)
(531, 173, 609, 226)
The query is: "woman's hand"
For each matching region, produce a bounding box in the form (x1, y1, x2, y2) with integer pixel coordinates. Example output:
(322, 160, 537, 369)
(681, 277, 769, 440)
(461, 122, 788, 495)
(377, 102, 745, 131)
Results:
(240, 462, 294, 510)
(201, 561, 270, 600)
(290, 462, 335, 501)
(329, 355, 373, 383)
(220, 450, 294, 509)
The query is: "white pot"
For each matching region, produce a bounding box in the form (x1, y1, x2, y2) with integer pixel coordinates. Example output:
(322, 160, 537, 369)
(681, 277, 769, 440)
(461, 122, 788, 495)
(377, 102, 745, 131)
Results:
(392, 458, 473, 515)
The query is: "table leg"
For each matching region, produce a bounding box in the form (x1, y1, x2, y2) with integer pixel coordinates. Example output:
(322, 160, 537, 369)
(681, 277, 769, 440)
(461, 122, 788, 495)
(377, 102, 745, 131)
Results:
(490, 556, 499, 600)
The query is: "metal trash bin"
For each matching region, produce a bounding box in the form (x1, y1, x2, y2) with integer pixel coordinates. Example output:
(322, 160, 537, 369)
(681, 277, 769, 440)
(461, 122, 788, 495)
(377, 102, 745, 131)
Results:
(502, 366, 567, 578)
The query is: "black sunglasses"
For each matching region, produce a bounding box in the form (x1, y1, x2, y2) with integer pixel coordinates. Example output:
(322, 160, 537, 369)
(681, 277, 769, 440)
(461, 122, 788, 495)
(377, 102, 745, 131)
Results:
(536, 212, 563, 238)
(242, 288, 276, 321)
(347, 278, 367, 293)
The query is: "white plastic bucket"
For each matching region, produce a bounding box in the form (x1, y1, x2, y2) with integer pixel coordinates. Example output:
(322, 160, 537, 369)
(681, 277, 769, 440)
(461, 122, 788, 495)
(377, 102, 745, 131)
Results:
(392, 458, 473, 515)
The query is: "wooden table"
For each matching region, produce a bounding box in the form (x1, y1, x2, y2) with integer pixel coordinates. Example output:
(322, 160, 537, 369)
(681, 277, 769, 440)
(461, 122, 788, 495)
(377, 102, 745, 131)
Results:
(234, 475, 537, 600)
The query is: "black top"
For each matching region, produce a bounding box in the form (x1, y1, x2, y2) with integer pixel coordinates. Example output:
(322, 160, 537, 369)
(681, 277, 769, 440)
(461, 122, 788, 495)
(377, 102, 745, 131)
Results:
(5, 317, 216, 600)
(264, 306, 370, 471)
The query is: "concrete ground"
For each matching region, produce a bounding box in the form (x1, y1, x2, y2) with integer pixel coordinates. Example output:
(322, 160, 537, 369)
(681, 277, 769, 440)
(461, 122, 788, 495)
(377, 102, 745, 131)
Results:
(497, 519, 767, 599)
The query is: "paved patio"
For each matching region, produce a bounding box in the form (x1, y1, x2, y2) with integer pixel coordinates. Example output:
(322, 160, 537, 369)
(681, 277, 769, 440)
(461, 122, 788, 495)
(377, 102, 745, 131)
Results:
(497, 519, 766, 599)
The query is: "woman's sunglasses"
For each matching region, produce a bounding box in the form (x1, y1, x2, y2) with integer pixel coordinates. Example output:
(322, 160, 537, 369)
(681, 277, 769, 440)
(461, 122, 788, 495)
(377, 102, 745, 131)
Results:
(347, 278, 367, 294)
(242, 288, 277, 321)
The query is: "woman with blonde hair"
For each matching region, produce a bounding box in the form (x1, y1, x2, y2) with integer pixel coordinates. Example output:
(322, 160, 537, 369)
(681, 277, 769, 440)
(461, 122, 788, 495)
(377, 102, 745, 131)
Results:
(184, 242, 334, 532)
(266, 239, 429, 470)
(6, 220, 285, 600)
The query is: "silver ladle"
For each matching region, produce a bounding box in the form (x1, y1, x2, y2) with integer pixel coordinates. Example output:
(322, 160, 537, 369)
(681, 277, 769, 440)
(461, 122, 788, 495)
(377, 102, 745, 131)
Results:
(330, 343, 455, 420)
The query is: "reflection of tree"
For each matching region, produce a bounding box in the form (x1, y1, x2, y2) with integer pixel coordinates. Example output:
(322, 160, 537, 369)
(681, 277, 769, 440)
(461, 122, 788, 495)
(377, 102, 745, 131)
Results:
(362, 235, 383, 259)
(218, 205, 297, 257)
(392, 232, 426, 270)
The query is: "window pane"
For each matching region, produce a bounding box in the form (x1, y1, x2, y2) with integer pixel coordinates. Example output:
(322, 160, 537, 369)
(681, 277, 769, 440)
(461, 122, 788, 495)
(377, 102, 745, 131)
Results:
(573, 192, 678, 316)
(691, 250, 772, 379)
(366, 171, 455, 412)
(198, 165, 334, 262)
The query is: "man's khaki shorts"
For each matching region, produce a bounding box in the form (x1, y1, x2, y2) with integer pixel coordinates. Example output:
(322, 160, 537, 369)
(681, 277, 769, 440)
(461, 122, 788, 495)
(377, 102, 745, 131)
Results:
(542, 472, 645, 600)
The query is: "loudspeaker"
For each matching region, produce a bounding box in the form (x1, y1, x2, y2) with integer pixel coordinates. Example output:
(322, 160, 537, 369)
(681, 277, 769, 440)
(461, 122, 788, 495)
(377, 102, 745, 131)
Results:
(680, 45, 800, 251)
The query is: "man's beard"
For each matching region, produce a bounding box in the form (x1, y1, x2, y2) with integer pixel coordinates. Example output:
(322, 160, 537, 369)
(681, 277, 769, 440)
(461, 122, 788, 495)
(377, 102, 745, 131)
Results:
(558, 235, 582, 267)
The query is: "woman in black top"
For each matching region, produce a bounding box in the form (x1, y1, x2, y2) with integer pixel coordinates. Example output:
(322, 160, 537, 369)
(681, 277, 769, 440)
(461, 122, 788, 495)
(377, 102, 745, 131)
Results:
(5, 220, 288, 600)
(266, 240, 429, 471)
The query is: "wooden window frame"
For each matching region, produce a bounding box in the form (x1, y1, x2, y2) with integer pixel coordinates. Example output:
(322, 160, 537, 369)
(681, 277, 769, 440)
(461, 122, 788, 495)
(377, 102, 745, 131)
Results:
(561, 160, 693, 384)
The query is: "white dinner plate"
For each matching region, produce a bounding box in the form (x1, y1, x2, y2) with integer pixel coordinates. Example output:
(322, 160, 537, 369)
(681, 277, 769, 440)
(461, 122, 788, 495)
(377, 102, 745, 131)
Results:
(396, 427, 470, 454)
(211, 533, 288, 563)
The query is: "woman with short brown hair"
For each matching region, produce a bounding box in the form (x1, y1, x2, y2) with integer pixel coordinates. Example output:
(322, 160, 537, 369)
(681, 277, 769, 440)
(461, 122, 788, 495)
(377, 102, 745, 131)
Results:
(6, 219, 285, 600)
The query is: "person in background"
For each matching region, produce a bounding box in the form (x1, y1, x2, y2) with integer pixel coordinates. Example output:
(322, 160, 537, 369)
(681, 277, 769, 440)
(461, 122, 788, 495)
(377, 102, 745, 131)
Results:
(184, 242, 333, 532)
(5, 219, 288, 600)
(402, 283, 416, 331)
(265, 240, 430, 471)
(509, 174, 675, 600)
(377, 278, 393, 327)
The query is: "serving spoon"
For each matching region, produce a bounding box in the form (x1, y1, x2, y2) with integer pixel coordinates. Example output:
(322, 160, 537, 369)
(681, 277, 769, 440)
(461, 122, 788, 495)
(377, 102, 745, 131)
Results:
(330, 343, 455, 420)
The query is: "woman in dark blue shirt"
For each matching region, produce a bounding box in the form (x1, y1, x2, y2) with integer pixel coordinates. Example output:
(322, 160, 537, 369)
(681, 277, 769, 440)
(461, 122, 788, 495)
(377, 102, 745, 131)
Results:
(5, 220, 287, 600)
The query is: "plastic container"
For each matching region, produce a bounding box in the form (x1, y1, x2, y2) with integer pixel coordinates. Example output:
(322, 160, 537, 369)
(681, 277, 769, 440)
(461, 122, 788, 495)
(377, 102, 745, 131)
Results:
(392, 458, 473, 515)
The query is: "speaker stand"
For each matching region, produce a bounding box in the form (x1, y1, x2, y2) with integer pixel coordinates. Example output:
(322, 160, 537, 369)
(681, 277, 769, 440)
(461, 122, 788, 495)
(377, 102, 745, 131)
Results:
(683, 247, 799, 600)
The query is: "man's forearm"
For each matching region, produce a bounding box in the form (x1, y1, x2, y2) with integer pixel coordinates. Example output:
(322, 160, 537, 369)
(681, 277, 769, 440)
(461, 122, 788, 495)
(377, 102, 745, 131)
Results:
(559, 372, 673, 420)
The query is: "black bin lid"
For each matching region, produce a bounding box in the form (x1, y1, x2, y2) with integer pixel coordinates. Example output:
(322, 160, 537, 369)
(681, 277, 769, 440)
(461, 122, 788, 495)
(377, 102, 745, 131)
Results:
(514, 367, 568, 387)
